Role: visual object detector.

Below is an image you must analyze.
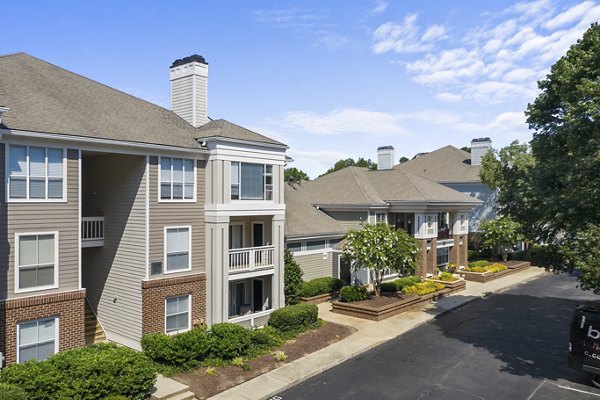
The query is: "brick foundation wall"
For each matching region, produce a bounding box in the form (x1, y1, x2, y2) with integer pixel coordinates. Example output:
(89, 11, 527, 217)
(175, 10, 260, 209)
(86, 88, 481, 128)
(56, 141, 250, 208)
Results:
(0, 289, 86, 365)
(141, 274, 206, 336)
(449, 234, 469, 267)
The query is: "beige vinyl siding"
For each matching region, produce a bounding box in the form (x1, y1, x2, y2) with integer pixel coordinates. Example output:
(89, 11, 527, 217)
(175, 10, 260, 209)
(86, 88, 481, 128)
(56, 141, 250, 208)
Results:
(148, 157, 205, 278)
(2, 145, 79, 299)
(295, 252, 334, 281)
(323, 211, 366, 231)
(81, 154, 146, 346)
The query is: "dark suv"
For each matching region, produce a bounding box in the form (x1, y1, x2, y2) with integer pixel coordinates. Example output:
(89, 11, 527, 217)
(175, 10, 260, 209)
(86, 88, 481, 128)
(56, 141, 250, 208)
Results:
(569, 301, 600, 386)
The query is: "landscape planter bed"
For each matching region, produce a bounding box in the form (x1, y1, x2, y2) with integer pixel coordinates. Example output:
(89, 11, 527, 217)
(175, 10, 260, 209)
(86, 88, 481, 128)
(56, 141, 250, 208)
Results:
(428, 277, 466, 293)
(331, 288, 453, 321)
(459, 261, 531, 283)
(301, 292, 338, 305)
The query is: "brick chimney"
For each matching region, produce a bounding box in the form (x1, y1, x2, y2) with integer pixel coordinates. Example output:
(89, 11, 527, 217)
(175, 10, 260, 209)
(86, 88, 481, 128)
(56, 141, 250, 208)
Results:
(377, 146, 395, 170)
(170, 54, 209, 127)
(470, 137, 492, 165)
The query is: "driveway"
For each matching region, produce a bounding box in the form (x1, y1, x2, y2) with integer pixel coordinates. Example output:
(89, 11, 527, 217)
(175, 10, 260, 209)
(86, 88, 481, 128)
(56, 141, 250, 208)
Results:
(277, 273, 600, 400)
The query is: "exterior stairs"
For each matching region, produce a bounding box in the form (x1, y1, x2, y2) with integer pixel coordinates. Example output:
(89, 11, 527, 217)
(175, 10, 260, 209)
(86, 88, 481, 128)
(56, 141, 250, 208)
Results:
(84, 300, 106, 345)
(151, 375, 197, 400)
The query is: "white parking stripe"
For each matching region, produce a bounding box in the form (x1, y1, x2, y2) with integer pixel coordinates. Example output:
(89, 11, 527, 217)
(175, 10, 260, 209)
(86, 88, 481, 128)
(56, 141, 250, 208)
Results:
(557, 384, 600, 397)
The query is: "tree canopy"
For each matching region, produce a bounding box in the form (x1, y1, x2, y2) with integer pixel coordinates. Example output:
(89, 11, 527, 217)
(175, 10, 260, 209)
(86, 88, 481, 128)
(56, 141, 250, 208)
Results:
(479, 217, 522, 262)
(284, 167, 310, 183)
(342, 223, 419, 296)
(482, 23, 600, 292)
(320, 157, 377, 177)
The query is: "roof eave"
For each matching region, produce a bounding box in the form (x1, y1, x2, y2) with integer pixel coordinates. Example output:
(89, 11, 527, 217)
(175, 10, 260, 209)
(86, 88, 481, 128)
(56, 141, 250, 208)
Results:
(197, 135, 288, 150)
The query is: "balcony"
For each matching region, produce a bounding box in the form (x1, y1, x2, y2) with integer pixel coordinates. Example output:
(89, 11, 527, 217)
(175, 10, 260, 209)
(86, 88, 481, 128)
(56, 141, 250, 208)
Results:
(228, 245, 274, 274)
(82, 217, 104, 248)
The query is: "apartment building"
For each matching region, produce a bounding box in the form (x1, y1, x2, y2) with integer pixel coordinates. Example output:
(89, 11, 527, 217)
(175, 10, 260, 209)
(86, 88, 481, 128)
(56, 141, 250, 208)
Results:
(0, 53, 287, 365)
(285, 146, 480, 284)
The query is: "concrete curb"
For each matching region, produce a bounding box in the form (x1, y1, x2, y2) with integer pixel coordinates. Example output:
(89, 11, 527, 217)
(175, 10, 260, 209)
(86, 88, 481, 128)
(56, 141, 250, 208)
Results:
(207, 267, 549, 400)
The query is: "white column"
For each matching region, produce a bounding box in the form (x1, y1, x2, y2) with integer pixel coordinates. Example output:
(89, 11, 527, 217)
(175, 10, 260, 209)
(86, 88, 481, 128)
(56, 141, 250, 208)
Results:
(205, 214, 230, 325)
(271, 212, 285, 309)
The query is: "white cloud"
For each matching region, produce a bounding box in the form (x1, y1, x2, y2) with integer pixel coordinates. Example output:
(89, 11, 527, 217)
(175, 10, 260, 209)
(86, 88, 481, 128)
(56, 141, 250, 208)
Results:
(384, 0, 600, 106)
(372, 14, 446, 54)
(371, 1, 389, 15)
(435, 92, 462, 103)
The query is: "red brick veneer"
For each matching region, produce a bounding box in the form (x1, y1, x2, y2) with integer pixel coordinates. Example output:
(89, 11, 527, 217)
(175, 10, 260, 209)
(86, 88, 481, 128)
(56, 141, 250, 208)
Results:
(141, 274, 206, 335)
(0, 289, 86, 365)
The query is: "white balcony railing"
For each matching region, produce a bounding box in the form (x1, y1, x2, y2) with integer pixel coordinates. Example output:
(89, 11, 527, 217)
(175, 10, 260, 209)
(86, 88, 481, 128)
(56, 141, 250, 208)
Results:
(229, 245, 274, 273)
(82, 217, 104, 247)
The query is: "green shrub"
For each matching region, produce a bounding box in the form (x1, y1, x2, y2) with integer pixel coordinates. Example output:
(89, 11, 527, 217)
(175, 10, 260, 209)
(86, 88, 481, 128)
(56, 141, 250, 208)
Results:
(468, 260, 489, 268)
(0, 383, 27, 400)
(104, 396, 130, 400)
(437, 272, 458, 282)
(0, 343, 156, 400)
(284, 249, 304, 305)
(402, 281, 445, 296)
(339, 285, 369, 302)
(268, 303, 319, 332)
(380, 282, 398, 293)
(464, 263, 508, 273)
(250, 326, 283, 351)
(299, 277, 343, 298)
(209, 323, 252, 360)
(141, 326, 211, 369)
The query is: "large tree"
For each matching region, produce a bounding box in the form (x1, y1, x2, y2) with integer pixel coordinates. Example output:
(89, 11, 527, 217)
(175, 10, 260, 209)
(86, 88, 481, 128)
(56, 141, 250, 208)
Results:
(479, 217, 522, 262)
(284, 167, 310, 183)
(342, 223, 419, 296)
(491, 23, 600, 292)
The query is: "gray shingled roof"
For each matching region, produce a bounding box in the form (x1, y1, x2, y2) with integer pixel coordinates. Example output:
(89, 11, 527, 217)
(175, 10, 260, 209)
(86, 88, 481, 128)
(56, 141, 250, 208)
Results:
(285, 183, 345, 238)
(0, 53, 283, 148)
(197, 119, 285, 146)
(394, 145, 481, 183)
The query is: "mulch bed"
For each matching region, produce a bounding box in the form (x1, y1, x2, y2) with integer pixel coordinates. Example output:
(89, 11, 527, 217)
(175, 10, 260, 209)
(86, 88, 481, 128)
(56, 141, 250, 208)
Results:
(173, 321, 355, 399)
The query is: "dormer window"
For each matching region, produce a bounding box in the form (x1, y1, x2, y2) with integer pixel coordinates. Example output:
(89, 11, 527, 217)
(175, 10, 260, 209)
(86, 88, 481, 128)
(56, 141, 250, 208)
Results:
(231, 162, 273, 201)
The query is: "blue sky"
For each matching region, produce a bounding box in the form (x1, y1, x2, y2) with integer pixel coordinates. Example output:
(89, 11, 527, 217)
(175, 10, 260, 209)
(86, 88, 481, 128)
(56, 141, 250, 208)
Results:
(4, 0, 599, 178)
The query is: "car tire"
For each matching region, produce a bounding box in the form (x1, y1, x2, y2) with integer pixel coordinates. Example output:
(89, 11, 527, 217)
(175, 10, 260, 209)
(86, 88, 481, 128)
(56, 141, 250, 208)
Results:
(591, 374, 600, 388)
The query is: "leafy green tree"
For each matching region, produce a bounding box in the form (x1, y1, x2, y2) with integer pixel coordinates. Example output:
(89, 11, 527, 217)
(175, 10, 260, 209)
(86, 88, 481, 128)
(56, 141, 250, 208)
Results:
(479, 218, 522, 261)
(284, 167, 310, 182)
(460, 146, 471, 153)
(398, 156, 409, 164)
(342, 223, 419, 296)
(283, 249, 304, 305)
(320, 157, 377, 176)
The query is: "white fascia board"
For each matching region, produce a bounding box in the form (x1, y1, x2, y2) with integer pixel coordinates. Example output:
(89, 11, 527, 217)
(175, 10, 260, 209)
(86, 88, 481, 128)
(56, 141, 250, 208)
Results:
(315, 204, 386, 212)
(387, 200, 480, 213)
(286, 233, 345, 242)
(201, 135, 288, 151)
(205, 203, 286, 217)
(2, 129, 210, 158)
(208, 144, 287, 165)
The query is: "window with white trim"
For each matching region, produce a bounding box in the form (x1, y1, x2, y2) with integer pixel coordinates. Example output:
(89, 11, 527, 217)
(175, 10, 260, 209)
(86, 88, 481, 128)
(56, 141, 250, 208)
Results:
(16, 233, 57, 291)
(18, 317, 57, 363)
(8, 145, 64, 200)
(165, 227, 190, 272)
(231, 162, 274, 200)
(165, 295, 190, 334)
(160, 157, 194, 200)
(437, 246, 449, 266)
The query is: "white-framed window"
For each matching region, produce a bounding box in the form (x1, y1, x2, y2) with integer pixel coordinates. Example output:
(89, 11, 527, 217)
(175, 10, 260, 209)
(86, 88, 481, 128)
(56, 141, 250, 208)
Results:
(164, 227, 191, 273)
(15, 232, 58, 293)
(231, 162, 274, 201)
(159, 157, 195, 201)
(165, 295, 191, 334)
(7, 145, 66, 201)
(437, 246, 449, 266)
(17, 317, 58, 363)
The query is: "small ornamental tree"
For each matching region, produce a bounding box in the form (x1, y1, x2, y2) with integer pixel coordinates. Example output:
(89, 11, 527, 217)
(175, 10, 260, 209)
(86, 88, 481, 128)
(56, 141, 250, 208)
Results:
(284, 249, 304, 305)
(479, 217, 522, 261)
(343, 223, 419, 297)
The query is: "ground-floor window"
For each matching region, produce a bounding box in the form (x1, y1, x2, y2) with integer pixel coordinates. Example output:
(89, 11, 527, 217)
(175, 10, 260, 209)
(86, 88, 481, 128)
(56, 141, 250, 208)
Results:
(165, 295, 190, 334)
(437, 247, 450, 267)
(17, 317, 58, 363)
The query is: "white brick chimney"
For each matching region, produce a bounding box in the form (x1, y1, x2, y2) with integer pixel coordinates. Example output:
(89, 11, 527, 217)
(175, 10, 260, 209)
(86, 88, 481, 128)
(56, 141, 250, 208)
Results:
(170, 54, 209, 127)
(471, 137, 492, 165)
(377, 146, 395, 170)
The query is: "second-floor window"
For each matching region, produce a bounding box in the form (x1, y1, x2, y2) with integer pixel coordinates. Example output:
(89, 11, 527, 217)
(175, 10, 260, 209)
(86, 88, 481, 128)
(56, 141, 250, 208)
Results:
(160, 157, 194, 200)
(231, 162, 273, 201)
(8, 145, 64, 200)
(165, 227, 191, 272)
(16, 233, 57, 292)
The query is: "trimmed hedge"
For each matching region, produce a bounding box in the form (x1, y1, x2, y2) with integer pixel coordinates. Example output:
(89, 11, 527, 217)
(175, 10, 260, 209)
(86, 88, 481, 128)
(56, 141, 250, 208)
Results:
(380, 276, 421, 293)
(0, 383, 27, 400)
(402, 281, 445, 296)
(468, 260, 489, 268)
(209, 323, 252, 360)
(339, 285, 369, 302)
(268, 303, 319, 332)
(141, 326, 211, 369)
(0, 343, 156, 400)
(300, 277, 344, 298)
(436, 272, 458, 282)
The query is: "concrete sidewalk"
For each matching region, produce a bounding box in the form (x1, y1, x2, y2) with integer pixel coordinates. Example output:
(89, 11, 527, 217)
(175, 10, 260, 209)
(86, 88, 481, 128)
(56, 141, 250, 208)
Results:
(205, 267, 547, 400)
